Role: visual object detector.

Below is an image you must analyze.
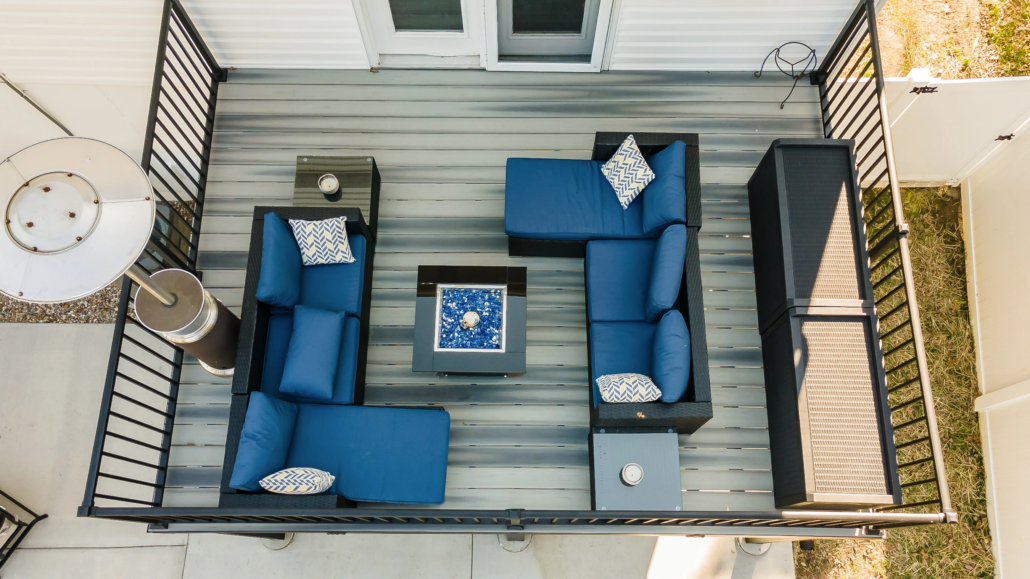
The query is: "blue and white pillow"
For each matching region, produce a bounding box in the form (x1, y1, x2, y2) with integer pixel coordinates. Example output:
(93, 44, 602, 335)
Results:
(601, 135, 655, 209)
(288, 216, 354, 266)
(259, 467, 335, 495)
(597, 373, 662, 403)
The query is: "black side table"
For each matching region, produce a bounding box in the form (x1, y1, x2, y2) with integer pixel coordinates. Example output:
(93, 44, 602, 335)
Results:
(293, 156, 381, 240)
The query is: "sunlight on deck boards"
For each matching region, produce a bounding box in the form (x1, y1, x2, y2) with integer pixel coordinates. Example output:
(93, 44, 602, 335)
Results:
(168, 68, 819, 512)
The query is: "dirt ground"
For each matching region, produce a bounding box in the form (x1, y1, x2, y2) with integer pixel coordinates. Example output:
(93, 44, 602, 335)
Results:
(878, 0, 1029, 78)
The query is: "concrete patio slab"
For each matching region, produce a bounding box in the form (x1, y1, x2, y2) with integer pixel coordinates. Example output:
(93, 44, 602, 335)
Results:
(180, 532, 474, 578)
(471, 534, 656, 578)
(0, 324, 185, 549)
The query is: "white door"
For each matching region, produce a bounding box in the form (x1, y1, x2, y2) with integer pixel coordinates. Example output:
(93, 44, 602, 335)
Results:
(359, 0, 485, 66)
(496, 0, 601, 61)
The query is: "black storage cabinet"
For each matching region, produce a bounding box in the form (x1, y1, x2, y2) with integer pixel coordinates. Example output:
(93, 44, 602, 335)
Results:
(219, 206, 376, 509)
(748, 139, 874, 332)
(748, 139, 900, 509)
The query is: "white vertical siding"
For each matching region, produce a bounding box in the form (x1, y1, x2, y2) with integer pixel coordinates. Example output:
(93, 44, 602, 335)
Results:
(606, 0, 856, 71)
(0, 0, 162, 85)
(180, 0, 369, 69)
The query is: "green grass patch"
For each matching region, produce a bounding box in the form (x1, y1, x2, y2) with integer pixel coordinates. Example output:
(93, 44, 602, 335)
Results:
(985, 0, 1030, 75)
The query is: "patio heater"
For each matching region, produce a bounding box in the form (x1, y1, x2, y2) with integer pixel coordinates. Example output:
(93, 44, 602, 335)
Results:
(0, 137, 239, 376)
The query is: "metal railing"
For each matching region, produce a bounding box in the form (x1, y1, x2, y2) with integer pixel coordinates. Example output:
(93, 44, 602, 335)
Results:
(79, 0, 954, 534)
(79, 0, 224, 516)
(812, 0, 954, 520)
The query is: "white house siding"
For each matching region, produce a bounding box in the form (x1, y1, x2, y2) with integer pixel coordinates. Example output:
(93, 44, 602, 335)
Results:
(605, 0, 856, 71)
(180, 0, 369, 69)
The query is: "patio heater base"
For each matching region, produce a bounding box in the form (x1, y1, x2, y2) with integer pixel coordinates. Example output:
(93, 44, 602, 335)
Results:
(134, 269, 240, 375)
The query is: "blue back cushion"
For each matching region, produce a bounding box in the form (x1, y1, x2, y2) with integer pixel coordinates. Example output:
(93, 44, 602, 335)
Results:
(646, 224, 687, 322)
(255, 213, 302, 308)
(653, 310, 691, 402)
(279, 306, 345, 401)
(229, 392, 299, 491)
(262, 314, 361, 405)
(642, 141, 687, 236)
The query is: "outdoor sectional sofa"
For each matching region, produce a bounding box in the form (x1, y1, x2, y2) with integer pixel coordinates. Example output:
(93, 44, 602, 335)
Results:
(219, 206, 451, 507)
(505, 133, 712, 433)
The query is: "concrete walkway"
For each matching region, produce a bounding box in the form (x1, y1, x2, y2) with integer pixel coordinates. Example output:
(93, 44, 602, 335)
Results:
(0, 324, 794, 578)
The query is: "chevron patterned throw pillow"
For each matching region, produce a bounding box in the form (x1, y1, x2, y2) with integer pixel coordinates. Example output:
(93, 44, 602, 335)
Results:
(601, 135, 655, 209)
(259, 467, 335, 495)
(597, 373, 662, 403)
(288, 216, 355, 266)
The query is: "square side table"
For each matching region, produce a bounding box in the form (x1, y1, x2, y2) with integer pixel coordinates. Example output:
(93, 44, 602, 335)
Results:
(293, 156, 380, 239)
(591, 432, 682, 511)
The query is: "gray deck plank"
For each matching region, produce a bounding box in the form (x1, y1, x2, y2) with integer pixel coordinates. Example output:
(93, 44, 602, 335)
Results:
(173, 68, 819, 511)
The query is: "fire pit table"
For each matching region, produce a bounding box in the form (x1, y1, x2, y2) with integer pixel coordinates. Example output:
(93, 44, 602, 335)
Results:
(412, 265, 527, 375)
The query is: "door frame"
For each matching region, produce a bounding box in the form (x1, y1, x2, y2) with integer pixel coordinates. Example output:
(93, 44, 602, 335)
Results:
(485, 0, 615, 72)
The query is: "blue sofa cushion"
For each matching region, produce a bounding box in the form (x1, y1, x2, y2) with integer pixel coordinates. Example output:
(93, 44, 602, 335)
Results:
(585, 239, 654, 323)
(504, 158, 646, 241)
(255, 213, 302, 308)
(279, 306, 346, 401)
(262, 313, 361, 405)
(646, 224, 687, 322)
(589, 321, 657, 407)
(299, 232, 366, 316)
(229, 392, 299, 491)
(642, 141, 688, 236)
(286, 405, 451, 504)
(653, 310, 691, 402)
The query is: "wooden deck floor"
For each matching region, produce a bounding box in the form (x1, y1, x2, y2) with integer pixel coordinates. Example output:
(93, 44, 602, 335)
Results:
(165, 69, 823, 510)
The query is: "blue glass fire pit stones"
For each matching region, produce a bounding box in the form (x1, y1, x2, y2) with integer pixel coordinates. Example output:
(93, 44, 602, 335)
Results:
(436, 286, 505, 350)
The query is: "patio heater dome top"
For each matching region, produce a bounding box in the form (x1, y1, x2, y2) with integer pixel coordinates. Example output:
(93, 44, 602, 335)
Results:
(0, 138, 155, 304)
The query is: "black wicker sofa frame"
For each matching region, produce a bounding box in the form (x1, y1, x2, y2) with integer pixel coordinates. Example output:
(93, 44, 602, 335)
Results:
(218, 206, 376, 508)
(509, 132, 712, 433)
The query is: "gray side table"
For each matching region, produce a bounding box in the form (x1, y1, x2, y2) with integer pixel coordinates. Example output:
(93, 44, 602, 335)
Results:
(591, 432, 682, 511)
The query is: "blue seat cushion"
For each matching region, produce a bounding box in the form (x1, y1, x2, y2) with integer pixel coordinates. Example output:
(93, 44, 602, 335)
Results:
(299, 233, 366, 316)
(279, 306, 346, 401)
(262, 313, 361, 405)
(286, 405, 451, 504)
(229, 392, 299, 491)
(586, 239, 654, 322)
(589, 321, 657, 407)
(646, 224, 687, 322)
(653, 310, 691, 402)
(642, 141, 688, 236)
(255, 213, 302, 309)
(504, 158, 647, 241)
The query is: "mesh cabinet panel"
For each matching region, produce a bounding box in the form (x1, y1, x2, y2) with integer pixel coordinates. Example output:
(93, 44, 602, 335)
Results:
(801, 319, 888, 495)
(782, 147, 863, 302)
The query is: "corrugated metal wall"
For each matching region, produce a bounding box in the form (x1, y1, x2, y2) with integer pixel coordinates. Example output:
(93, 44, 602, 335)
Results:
(606, 0, 856, 71)
(180, 0, 369, 69)
(0, 0, 163, 85)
